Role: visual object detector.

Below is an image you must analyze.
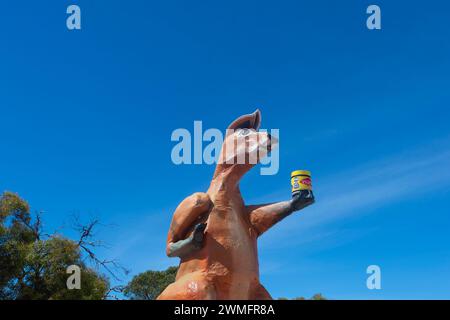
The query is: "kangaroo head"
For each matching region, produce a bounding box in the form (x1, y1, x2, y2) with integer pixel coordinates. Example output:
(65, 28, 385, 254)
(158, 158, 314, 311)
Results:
(214, 109, 278, 180)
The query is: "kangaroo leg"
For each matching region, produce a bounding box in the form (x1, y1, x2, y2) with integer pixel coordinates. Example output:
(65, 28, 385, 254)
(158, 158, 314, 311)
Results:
(166, 192, 212, 257)
(250, 283, 273, 300)
(157, 271, 216, 300)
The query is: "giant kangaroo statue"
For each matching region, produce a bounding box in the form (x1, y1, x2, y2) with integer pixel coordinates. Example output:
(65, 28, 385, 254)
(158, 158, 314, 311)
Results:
(158, 110, 315, 300)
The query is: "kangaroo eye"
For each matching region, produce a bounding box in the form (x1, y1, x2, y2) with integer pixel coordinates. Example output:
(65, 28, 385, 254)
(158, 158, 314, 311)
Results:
(239, 128, 250, 136)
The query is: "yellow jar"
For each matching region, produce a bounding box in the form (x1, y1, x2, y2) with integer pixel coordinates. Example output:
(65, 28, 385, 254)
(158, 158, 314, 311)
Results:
(291, 170, 312, 196)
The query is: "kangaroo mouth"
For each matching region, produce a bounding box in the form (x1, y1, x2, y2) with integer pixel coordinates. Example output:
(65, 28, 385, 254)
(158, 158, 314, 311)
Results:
(267, 133, 278, 152)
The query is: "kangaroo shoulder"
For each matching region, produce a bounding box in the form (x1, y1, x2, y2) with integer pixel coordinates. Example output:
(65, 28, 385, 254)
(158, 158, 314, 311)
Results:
(175, 192, 212, 214)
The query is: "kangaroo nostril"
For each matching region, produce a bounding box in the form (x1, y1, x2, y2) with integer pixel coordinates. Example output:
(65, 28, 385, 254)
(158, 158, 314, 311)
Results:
(266, 133, 273, 151)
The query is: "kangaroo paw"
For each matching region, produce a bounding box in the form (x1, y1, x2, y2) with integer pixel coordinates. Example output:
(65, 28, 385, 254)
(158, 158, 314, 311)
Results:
(193, 223, 207, 248)
(291, 190, 315, 211)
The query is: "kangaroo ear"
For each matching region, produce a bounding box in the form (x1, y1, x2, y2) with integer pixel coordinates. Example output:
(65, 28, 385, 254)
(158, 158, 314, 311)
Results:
(227, 109, 261, 134)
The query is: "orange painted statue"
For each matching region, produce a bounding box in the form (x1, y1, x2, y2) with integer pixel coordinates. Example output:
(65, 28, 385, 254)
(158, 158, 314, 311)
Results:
(157, 110, 315, 300)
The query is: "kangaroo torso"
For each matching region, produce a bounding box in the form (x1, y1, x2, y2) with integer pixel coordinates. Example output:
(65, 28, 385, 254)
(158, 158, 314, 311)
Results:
(176, 181, 260, 299)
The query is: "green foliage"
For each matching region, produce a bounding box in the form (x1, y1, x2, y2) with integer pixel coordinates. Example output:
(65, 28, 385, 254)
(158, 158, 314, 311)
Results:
(124, 266, 178, 300)
(278, 293, 327, 300)
(16, 237, 109, 300)
(0, 191, 110, 300)
(310, 293, 327, 300)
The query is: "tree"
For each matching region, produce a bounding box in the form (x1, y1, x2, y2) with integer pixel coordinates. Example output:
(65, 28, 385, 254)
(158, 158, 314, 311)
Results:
(310, 293, 327, 300)
(0, 191, 124, 300)
(124, 266, 178, 300)
(278, 293, 327, 300)
(12, 236, 109, 300)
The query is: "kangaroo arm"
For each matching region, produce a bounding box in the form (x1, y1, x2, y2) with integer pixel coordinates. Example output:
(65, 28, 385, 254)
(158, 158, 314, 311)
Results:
(166, 193, 212, 257)
(248, 193, 315, 236)
(167, 234, 199, 258)
(247, 201, 293, 236)
(167, 223, 206, 258)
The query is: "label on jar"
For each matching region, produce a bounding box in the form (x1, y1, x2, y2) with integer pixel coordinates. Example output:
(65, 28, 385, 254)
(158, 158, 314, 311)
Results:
(291, 171, 312, 192)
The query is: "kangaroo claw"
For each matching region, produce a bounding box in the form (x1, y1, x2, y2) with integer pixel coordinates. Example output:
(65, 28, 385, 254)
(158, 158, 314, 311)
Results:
(193, 223, 207, 246)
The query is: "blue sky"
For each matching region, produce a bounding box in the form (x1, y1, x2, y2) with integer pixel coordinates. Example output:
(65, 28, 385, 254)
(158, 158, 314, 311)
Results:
(1, 1, 449, 299)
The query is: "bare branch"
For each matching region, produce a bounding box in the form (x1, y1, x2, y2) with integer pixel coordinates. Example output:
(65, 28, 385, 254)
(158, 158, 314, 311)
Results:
(104, 285, 126, 300)
(72, 217, 129, 282)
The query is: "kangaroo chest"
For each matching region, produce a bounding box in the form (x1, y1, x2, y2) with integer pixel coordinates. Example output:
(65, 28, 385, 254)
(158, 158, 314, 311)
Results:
(204, 189, 259, 299)
(205, 189, 257, 256)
